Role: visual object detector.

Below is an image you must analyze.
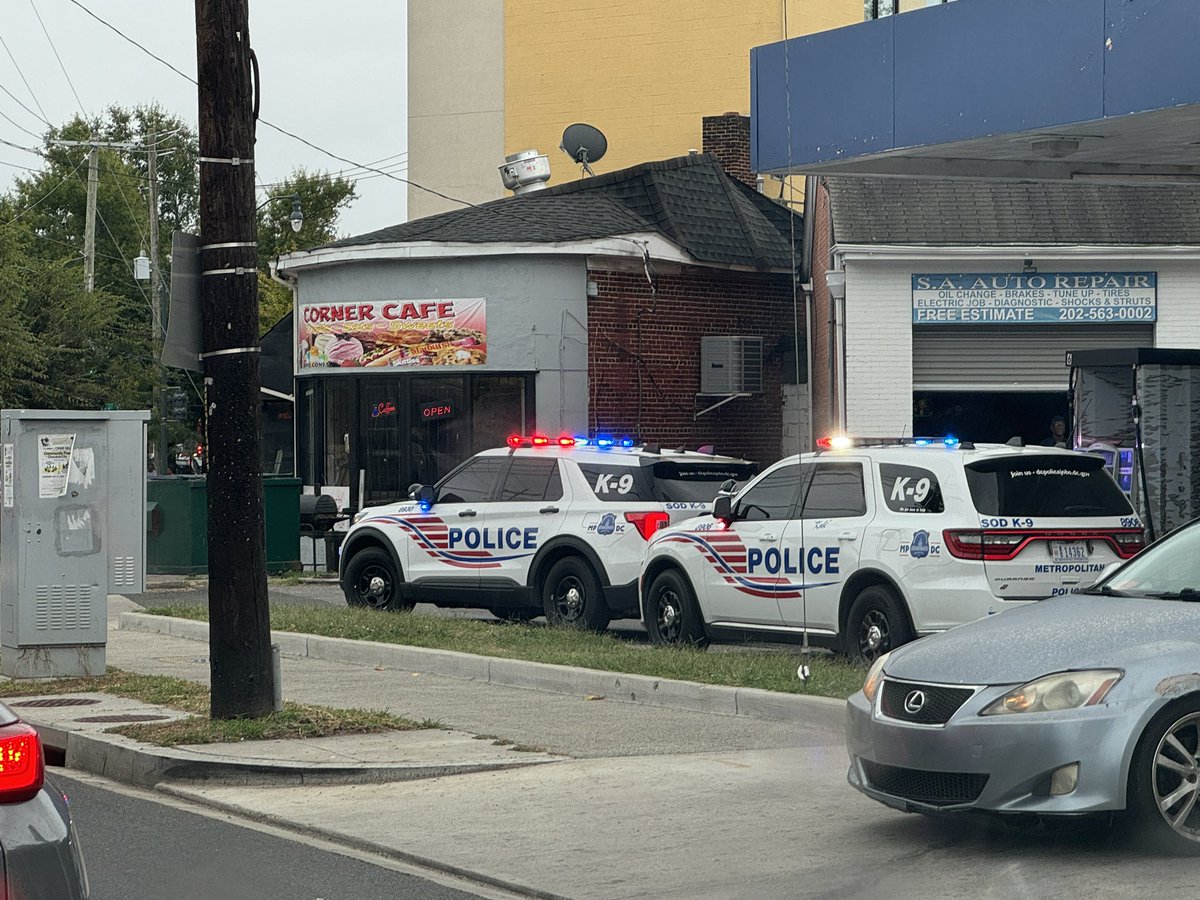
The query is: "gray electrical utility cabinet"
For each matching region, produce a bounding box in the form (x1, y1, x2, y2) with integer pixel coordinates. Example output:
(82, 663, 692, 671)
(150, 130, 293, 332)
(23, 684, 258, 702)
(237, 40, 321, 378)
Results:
(0, 409, 150, 678)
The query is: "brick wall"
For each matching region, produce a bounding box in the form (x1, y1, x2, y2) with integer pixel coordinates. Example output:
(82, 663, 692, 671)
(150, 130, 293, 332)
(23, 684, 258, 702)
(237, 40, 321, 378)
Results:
(587, 265, 796, 467)
(701, 113, 755, 188)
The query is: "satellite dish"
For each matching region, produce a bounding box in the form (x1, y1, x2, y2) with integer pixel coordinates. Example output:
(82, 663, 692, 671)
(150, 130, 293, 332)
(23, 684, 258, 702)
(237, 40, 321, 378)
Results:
(560, 123, 607, 176)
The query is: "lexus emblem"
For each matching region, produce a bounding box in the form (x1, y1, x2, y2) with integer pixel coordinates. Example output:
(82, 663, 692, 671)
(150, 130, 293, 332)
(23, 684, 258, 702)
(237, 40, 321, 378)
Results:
(903, 690, 927, 714)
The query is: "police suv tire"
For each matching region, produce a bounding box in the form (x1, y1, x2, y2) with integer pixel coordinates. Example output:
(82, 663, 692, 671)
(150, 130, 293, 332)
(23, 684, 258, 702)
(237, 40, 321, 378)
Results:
(1126, 697, 1200, 855)
(844, 585, 912, 663)
(342, 547, 414, 612)
(644, 569, 708, 647)
(542, 557, 609, 632)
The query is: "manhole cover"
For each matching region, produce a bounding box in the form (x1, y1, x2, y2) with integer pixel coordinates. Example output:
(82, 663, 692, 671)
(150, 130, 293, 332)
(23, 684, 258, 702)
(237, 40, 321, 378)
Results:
(11, 698, 102, 708)
(74, 714, 173, 723)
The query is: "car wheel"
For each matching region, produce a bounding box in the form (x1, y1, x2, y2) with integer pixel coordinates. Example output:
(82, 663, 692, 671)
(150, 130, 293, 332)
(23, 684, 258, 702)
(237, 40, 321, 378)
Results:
(542, 557, 609, 632)
(492, 607, 541, 623)
(644, 569, 708, 647)
(1128, 698, 1200, 854)
(845, 585, 913, 663)
(342, 547, 414, 612)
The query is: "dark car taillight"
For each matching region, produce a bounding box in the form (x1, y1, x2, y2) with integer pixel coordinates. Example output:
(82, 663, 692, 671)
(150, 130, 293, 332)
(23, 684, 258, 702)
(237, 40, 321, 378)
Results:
(625, 511, 669, 540)
(0, 721, 45, 803)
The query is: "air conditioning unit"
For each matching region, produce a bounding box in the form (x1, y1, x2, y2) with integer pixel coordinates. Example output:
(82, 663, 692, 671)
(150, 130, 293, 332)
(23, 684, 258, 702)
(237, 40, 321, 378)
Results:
(700, 336, 763, 394)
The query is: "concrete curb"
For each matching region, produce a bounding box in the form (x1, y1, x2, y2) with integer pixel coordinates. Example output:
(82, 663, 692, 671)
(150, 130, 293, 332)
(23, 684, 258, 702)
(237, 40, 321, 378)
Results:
(35, 719, 556, 789)
(118, 612, 847, 731)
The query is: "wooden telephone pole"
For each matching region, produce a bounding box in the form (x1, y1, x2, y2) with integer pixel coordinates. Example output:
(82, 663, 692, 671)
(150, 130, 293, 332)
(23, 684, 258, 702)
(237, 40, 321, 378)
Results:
(195, 0, 274, 718)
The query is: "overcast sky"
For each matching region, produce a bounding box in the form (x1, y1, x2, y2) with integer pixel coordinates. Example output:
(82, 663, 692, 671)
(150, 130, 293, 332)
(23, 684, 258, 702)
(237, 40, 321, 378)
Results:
(0, 0, 408, 238)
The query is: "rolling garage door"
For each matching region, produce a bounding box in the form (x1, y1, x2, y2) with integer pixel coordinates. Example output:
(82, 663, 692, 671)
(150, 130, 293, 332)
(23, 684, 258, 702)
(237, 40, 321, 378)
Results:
(912, 325, 1154, 390)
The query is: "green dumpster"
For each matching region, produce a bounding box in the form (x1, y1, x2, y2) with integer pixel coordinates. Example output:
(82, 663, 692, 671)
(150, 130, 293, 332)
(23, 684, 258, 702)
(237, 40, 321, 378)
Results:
(146, 475, 302, 575)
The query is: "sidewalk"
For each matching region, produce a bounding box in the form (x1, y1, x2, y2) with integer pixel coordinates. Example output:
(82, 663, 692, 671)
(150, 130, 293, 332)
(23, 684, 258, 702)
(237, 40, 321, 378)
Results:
(13, 593, 842, 788)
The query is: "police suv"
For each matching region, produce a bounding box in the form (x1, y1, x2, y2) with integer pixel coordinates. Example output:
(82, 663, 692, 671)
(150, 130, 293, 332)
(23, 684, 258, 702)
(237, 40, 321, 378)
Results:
(639, 436, 1144, 661)
(338, 435, 758, 630)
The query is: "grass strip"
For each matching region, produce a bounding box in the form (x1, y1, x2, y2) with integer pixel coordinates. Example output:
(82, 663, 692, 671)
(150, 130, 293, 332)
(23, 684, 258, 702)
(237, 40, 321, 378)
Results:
(0, 668, 434, 747)
(143, 605, 868, 700)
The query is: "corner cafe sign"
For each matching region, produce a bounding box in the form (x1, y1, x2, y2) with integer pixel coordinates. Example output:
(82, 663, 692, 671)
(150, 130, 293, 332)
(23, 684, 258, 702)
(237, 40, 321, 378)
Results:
(912, 272, 1156, 324)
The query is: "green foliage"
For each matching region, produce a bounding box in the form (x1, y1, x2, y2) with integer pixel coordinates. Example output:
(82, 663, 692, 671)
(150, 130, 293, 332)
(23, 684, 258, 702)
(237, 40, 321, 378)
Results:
(0, 104, 357, 410)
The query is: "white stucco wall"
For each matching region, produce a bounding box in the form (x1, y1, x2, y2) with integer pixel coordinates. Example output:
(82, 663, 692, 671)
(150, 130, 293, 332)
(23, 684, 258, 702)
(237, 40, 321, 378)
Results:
(292, 254, 589, 433)
(841, 251, 1200, 435)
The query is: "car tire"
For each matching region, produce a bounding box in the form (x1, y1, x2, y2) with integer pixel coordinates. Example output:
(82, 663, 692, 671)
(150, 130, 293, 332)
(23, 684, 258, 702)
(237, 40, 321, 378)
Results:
(542, 557, 609, 632)
(844, 585, 913, 663)
(643, 569, 708, 647)
(342, 547, 414, 612)
(1127, 697, 1200, 854)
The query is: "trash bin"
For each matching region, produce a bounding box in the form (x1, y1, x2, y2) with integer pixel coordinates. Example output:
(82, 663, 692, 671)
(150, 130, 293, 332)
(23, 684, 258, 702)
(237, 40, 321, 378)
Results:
(146, 475, 303, 574)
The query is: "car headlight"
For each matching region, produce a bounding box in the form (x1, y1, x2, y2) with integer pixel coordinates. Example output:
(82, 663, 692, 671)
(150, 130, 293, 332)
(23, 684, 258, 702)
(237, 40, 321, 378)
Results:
(862, 651, 891, 703)
(980, 669, 1123, 716)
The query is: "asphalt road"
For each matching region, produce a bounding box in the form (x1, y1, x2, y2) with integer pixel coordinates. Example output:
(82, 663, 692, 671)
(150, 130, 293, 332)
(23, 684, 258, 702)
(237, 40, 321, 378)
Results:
(52, 769, 526, 900)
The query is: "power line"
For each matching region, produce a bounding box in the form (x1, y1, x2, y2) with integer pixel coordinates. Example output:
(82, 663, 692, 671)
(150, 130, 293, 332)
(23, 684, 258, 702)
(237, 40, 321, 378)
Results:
(0, 136, 42, 155)
(64, 0, 195, 85)
(2, 155, 86, 225)
(0, 82, 53, 128)
(0, 34, 50, 124)
(29, 0, 87, 115)
(0, 107, 44, 140)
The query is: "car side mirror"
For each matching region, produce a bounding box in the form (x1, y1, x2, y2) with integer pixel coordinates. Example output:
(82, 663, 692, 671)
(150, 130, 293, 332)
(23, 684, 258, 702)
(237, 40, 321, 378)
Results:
(717, 478, 737, 495)
(712, 494, 733, 522)
(416, 484, 437, 508)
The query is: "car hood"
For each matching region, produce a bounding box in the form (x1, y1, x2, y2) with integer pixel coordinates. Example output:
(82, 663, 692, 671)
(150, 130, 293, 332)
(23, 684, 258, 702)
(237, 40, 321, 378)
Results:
(884, 594, 1200, 685)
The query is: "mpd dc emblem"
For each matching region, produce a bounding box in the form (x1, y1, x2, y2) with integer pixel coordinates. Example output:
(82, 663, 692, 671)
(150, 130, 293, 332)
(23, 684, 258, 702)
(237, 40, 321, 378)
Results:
(910, 530, 930, 559)
(597, 513, 616, 536)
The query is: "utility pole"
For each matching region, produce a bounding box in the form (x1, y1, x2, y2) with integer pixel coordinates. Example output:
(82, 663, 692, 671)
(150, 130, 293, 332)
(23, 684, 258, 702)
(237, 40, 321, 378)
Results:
(146, 134, 170, 475)
(195, 0, 275, 718)
(48, 138, 139, 292)
(83, 147, 97, 292)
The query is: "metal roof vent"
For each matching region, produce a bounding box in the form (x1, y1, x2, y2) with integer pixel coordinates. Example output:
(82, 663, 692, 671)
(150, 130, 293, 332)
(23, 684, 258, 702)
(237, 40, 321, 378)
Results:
(500, 150, 551, 195)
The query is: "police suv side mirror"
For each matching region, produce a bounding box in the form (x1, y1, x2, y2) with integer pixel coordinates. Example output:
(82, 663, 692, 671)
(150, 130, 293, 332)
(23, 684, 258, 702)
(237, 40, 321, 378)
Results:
(717, 478, 737, 495)
(408, 482, 422, 500)
(712, 495, 733, 522)
(417, 484, 437, 507)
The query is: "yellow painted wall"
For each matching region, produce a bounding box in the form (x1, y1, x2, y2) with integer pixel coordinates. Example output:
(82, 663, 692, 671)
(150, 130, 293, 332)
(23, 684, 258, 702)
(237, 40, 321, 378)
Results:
(504, 0, 861, 184)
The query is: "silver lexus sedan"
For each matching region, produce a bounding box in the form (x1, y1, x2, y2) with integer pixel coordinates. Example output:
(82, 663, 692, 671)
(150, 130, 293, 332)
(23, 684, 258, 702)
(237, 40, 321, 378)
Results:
(847, 517, 1200, 853)
(0, 701, 89, 898)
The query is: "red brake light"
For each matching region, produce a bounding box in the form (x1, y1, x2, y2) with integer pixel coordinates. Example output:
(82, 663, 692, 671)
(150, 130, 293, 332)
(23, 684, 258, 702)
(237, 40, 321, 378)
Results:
(625, 511, 670, 540)
(1111, 530, 1146, 558)
(0, 721, 45, 803)
(943, 529, 1147, 561)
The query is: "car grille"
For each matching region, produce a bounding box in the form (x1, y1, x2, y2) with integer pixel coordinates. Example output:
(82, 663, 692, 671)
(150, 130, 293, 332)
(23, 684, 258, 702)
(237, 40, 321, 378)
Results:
(861, 760, 989, 806)
(880, 679, 975, 725)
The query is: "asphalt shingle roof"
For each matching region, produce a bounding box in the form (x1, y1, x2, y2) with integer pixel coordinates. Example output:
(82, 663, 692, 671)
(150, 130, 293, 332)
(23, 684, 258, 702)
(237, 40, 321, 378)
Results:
(323, 154, 800, 270)
(827, 177, 1200, 245)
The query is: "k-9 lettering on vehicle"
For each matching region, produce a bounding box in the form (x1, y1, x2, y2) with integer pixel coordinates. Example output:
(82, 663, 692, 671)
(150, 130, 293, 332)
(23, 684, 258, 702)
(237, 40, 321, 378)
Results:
(639, 436, 1142, 661)
(338, 435, 757, 631)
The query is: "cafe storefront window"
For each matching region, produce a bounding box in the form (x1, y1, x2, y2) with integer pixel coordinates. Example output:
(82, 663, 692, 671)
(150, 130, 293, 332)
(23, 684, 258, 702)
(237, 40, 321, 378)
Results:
(299, 373, 534, 510)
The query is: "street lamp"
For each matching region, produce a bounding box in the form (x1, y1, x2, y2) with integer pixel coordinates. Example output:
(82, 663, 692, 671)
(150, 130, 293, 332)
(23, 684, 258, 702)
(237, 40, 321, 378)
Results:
(257, 193, 303, 233)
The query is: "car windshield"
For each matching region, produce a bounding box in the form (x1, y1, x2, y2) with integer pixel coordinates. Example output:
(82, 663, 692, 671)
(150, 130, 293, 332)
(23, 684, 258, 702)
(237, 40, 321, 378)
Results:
(965, 453, 1133, 517)
(650, 460, 759, 502)
(1090, 521, 1200, 599)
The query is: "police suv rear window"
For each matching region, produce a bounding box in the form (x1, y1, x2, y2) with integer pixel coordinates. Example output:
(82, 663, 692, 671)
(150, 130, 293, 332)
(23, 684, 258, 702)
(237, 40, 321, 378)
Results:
(879, 464, 944, 514)
(965, 455, 1133, 517)
(577, 461, 758, 503)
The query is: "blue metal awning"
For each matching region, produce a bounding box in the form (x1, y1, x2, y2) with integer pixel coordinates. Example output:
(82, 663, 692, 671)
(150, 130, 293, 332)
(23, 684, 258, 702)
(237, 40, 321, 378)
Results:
(751, 0, 1200, 181)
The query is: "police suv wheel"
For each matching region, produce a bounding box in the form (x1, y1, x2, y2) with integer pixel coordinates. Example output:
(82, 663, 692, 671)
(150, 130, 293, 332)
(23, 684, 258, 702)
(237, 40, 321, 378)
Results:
(845, 585, 913, 663)
(542, 557, 609, 632)
(342, 547, 414, 612)
(644, 569, 708, 647)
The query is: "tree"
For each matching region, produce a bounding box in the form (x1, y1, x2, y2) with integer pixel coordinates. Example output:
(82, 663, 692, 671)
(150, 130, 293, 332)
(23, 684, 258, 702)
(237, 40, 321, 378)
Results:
(256, 168, 357, 334)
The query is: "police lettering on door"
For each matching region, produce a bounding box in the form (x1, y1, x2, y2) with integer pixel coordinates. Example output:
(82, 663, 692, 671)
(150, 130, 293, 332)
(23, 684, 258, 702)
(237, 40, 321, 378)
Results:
(748, 545, 840, 575)
(447, 526, 538, 550)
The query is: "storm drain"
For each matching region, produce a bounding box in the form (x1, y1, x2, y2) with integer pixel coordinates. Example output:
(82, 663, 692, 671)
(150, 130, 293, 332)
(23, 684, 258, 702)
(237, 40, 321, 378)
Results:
(74, 714, 174, 723)
(10, 698, 102, 708)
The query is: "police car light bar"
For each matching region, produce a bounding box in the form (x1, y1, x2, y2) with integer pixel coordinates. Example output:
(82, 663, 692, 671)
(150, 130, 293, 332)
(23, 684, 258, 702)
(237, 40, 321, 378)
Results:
(816, 434, 961, 450)
(507, 434, 639, 449)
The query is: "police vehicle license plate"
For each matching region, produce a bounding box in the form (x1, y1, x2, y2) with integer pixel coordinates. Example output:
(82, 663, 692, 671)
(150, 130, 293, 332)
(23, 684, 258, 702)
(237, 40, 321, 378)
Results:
(1050, 541, 1088, 563)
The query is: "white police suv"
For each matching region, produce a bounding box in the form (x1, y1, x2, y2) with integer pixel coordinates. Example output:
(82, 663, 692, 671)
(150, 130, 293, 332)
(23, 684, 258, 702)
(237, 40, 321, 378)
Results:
(339, 435, 758, 630)
(639, 436, 1144, 661)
